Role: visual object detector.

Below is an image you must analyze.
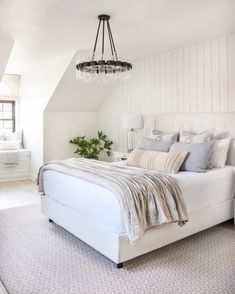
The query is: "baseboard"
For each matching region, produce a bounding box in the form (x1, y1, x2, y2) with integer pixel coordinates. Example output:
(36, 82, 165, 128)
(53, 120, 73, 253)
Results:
(0, 176, 31, 183)
(30, 171, 38, 182)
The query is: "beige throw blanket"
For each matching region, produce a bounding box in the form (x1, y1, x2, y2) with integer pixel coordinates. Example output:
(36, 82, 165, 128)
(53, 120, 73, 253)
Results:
(38, 158, 188, 244)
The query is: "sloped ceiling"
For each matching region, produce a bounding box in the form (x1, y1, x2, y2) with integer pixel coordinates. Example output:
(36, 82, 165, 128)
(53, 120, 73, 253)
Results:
(1, 0, 234, 75)
(0, 38, 14, 81)
(45, 53, 115, 111)
(0, 0, 234, 111)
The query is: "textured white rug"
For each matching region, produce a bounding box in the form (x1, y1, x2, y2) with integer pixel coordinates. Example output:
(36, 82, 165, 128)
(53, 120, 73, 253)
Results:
(0, 281, 7, 294)
(0, 204, 234, 294)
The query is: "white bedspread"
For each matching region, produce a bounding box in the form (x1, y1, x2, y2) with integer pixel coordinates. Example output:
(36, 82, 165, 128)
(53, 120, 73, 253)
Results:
(43, 166, 235, 235)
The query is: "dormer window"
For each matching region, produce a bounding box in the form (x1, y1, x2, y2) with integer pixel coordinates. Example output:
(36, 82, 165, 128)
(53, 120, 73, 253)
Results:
(0, 100, 16, 132)
(0, 74, 20, 133)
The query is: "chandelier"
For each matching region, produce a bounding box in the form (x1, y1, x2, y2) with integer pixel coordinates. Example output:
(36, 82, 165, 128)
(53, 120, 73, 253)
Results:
(76, 14, 132, 82)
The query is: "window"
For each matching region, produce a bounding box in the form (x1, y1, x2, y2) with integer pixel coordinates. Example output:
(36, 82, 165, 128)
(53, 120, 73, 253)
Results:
(0, 74, 20, 133)
(0, 100, 16, 132)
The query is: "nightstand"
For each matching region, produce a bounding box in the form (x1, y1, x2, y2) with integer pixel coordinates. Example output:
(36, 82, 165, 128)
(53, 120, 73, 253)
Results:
(112, 151, 128, 162)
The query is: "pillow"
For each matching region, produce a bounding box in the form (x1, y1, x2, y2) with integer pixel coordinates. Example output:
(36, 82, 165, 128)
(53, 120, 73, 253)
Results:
(137, 137, 173, 152)
(0, 140, 20, 150)
(170, 142, 212, 172)
(180, 129, 213, 143)
(207, 137, 231, 169)
(151, 129, 179, 142)
(5, 130, 23, 148)
(127, 148, 188, 173)
(0, 131, 6, 140)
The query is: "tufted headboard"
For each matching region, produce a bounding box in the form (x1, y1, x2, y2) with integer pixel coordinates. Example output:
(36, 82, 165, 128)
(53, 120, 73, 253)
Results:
(143, 113, 235, 166)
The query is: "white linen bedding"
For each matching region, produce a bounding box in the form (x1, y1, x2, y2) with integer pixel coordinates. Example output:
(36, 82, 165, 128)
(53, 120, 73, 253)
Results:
(43, 166, 235, 235)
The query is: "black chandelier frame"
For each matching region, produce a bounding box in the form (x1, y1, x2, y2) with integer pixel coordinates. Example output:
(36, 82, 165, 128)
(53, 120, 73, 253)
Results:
(76, 14, 132, 75)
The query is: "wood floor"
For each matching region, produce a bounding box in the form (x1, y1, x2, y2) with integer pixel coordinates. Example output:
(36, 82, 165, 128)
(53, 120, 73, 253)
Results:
(0, 180, 40, 210)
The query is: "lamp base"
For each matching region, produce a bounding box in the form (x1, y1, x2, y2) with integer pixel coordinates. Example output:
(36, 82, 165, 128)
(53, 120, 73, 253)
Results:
(127, 128, 136, 153)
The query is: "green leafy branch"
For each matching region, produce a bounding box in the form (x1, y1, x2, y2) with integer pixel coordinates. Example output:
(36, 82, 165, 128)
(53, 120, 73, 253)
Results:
(69, 131, 113, 159)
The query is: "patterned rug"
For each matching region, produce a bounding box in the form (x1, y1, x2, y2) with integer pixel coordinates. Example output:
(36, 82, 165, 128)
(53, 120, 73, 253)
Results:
(0, 204, 234, 294)
(0, 281, 7, 294)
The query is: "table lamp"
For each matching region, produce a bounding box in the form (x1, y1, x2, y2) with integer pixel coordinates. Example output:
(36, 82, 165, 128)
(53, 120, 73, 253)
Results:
(122, 114, 143, 152)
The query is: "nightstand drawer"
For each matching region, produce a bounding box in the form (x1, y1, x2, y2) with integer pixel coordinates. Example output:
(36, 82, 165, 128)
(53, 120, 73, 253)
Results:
(0, 152, 31, 182)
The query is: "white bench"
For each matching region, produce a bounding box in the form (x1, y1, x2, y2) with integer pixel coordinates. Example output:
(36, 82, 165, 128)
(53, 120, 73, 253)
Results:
(0, 149, 31, 182)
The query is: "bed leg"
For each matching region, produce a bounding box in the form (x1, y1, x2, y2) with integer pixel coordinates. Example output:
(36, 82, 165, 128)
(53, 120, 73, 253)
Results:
(49, 218, 53, 223)
(116, 263, 123, 269)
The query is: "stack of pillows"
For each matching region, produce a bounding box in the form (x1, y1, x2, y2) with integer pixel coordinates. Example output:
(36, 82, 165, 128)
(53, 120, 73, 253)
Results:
(0, 130, 23, 150)
(127, 129, 231, 174)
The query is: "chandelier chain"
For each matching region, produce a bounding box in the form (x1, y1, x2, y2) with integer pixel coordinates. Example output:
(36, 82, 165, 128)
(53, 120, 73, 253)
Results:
(107, 20, 118, 61)
(92, 19, 101, 61)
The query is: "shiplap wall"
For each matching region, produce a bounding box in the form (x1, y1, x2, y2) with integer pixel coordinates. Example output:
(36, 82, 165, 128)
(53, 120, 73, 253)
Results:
(98, 35, 235, 152)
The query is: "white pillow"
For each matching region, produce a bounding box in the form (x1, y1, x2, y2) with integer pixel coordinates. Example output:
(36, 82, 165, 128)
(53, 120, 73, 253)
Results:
(0, 131, 6, 140)
(207, 137, 231, 169)
(151, 129, 179, 142)
(0, 140, 20, 150)
(5, 130, 23, 148)
(180, 129, 213, 143)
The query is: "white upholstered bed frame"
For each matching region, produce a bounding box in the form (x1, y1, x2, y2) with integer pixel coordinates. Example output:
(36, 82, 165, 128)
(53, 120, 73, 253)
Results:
(41, 113, 235, 268)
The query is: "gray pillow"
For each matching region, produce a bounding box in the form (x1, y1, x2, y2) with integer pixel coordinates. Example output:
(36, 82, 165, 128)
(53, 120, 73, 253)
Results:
(137, 137, 173, 152)
(169, 142, 212, 172)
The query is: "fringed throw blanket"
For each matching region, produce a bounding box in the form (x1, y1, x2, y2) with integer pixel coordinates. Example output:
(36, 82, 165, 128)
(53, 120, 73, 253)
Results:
(38, 158, 188, 244)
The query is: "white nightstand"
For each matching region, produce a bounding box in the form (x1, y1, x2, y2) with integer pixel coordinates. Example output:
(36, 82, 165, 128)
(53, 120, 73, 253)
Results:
(112, 151, 128, 162)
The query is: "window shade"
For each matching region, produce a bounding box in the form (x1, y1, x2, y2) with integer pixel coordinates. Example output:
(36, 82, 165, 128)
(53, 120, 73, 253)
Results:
(0, 74, 20, 97)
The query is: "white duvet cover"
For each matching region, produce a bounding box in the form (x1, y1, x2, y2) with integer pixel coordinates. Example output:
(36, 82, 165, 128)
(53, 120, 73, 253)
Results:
(43, 165, 235, 235)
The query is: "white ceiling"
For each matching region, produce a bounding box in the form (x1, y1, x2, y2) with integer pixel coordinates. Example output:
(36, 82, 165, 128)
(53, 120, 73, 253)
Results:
(1, 0, 234, 75)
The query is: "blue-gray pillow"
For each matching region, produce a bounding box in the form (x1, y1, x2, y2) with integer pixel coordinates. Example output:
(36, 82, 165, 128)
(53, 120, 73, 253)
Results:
(137, 137, 173, 152)
(169, 142, 212, 172)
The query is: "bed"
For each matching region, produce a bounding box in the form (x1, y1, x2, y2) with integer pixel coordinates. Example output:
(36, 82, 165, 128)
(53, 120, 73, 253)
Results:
(41, 113, 235, 267)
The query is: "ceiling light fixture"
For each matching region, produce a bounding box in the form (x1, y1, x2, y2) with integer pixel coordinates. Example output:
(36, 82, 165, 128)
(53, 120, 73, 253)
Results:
(76, 14, 132, 82)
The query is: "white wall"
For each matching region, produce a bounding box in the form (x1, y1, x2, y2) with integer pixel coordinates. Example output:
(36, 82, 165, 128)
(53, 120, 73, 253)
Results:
(43, 52, 114, 164)
(20, 52, 74, 179)
(0, 38, 14, 81)
(43, 111, 98, 162)
(45, 53, 115, 112)
(98, 34, 235, 152)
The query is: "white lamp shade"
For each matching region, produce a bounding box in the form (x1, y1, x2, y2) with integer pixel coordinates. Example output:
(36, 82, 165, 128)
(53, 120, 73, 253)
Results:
(121, 114, 143, 129)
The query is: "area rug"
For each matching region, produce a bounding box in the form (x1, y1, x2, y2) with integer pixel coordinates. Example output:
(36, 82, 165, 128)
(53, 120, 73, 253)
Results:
(0, 204, 234, 294)
(0, 281, 7, 294)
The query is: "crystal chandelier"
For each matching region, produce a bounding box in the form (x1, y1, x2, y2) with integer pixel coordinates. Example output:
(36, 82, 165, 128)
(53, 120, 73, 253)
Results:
(76, 14, 132, 82)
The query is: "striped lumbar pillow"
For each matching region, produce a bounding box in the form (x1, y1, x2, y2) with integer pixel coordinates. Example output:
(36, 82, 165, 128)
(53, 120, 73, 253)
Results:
(127, 148, 188, 173)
